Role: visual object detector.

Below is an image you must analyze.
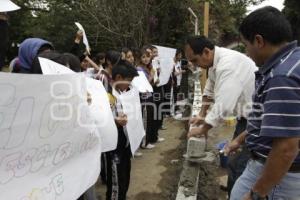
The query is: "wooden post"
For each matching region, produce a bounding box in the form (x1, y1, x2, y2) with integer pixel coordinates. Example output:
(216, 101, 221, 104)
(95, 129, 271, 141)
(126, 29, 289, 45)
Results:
(201, 1, 209, 92)
(203, 2, 209, 37)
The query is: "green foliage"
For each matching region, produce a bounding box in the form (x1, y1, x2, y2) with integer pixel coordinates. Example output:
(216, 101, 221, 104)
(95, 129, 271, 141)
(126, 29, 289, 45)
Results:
(7, 0, 267, 59)
(283, 0, 300, 43)
(7, 0, 80, 59)
(232, 44, 246, 53)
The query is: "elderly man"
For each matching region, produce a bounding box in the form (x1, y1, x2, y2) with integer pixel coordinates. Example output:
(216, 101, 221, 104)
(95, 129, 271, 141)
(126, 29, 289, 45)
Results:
(185, 35, 257, 196)
(226, 6, 300, 200)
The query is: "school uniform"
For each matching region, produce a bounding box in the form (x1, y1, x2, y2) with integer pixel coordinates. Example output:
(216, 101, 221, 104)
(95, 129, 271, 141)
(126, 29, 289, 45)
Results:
(136, 66, 157, 145)
(162, 77, 173, 116)
(106, 90, 132, 200)
(97, 70, 113, 185)
(173, 61, 183, 111)
(151, 58, 164, 133)
(152, 85, 164, 138)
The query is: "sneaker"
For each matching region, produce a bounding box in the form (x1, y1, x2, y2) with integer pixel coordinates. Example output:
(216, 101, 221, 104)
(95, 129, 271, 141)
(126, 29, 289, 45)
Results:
(134, 151, 143, 157)
(157, 137, 165, 143)
(145, 144, 155, 149)
(174, 113, 182, 120)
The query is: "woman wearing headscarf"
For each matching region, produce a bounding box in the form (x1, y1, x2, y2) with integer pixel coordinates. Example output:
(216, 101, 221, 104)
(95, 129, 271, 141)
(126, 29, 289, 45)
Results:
(12, 38, 54, 73)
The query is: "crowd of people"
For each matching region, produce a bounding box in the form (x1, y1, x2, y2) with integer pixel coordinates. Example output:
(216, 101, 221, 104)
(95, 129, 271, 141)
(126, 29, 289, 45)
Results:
(1, 1, 300, 200)
(186, 6, 300, 200)
(1, 3, 189, 199)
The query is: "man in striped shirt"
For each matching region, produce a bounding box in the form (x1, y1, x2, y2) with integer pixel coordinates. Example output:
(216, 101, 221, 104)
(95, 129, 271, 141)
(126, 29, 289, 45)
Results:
(226, 6, 300, 200)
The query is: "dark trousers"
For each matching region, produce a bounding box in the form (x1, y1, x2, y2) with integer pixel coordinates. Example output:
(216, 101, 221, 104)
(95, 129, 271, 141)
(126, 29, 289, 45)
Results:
(100, 153, 108, 184)
(162, 83, 172, 116)
(173, 86, 181, 111)
(153, 86, 164, 137)
(141, 97, 157, 144)
(0, 20, 8, 71)
(227, 117, 251, 198)
(106, 147, 131, 200)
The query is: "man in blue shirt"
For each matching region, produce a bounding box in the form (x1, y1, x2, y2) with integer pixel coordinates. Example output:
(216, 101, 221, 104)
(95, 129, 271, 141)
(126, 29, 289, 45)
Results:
(226, 6, 300, 200)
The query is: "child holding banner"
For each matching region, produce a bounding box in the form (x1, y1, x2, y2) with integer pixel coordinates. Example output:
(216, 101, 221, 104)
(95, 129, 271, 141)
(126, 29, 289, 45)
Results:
(106, 60, 138, 200)
(173, 49, 186, 113)
(96, 50, 121, 186)
(97, 50, 121, 93)
(71, 30, 101, 78)
(149, 46, 166, 141)
(136, 48, 157, 149)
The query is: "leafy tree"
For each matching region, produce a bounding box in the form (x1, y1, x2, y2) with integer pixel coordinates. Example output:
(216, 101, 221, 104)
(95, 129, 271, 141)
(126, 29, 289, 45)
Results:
(6, 0, 267, 59)
(200, 0, 264, 45)
(283, 0, 300, 43)
(7, 0, 81, 58)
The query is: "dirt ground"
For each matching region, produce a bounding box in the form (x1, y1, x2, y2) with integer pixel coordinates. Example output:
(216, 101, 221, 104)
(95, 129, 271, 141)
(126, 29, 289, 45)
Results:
(1, 67, 236, 200)
(97, 117, 186, 200)
(197, 124, 234, 200)
(96, 118, 235, 200)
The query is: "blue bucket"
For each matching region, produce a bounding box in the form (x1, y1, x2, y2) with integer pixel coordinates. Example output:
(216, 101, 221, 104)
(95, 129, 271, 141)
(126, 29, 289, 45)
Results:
(216, 140, 228, 168)
(219, 153, 228, 168)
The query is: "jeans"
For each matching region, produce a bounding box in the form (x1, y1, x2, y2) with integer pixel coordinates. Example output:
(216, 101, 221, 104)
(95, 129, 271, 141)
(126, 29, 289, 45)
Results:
(227, 117, 250, 197)
(230, 159, 300, 200)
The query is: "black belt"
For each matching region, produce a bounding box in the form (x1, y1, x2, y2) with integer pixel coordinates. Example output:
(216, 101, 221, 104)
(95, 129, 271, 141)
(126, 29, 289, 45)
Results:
(251, 152, 300, 173)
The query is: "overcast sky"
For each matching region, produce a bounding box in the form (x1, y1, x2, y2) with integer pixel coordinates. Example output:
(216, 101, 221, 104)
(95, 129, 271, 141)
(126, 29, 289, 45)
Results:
(247, 0, 285, 13)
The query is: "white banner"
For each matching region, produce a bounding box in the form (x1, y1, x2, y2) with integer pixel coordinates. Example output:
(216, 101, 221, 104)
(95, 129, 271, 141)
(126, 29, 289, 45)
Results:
(0, 72, 101, 200)
(39, 57, 118, 152)
(113, 87, 145, 155)
(0, 0, 20, 12)
(154, 45, 176, 86)
(39, 57, 75, 75)
(86, 78, 118, 152)
(75, 22, 91, 55)
(132, 71, 153, 93)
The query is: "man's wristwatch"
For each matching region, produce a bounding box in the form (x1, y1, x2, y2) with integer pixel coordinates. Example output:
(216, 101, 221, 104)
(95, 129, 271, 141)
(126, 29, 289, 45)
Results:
(250, 189, 267, 200)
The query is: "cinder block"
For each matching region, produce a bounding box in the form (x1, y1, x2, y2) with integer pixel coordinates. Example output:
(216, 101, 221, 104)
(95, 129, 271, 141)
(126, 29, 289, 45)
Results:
(199, 152, 216, 163)
(187, 137, 207, 158)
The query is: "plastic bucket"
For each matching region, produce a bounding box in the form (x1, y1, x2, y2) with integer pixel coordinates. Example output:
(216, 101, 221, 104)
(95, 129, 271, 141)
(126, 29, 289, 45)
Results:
(216, 140, 228, 168)
(219, 153, 228, 168)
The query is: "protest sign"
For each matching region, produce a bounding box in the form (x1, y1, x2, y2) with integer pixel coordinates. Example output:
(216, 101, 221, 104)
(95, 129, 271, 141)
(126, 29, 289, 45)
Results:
(154, 45, 176, 86)
(113, 87, 145, 155)
(75, 22, 91, 55)
(132, 71, 153, 93)
(39, 57, 74, 75)
(85, 78, 118, 152)
(0, 0, 20, 12)
(39, 57, 118, 152)
(0, 73, 100, 200)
